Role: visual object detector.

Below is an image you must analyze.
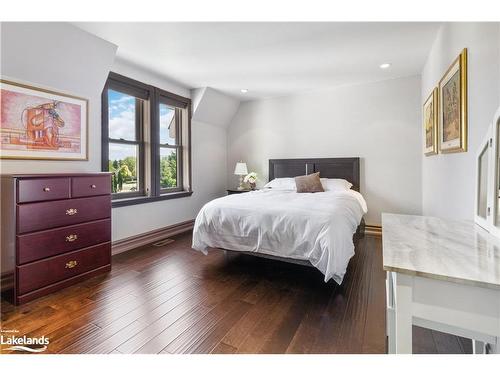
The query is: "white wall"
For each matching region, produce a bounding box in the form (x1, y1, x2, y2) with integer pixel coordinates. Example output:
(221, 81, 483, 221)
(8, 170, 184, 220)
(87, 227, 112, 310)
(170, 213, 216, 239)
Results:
(227, 76, 422, 226)
(421, 23, 500, 220)
(112, 119, 227, 241)
(1, 23, 228, 242)
(0, 22, 117, 173)
(110, 60, 227, 241)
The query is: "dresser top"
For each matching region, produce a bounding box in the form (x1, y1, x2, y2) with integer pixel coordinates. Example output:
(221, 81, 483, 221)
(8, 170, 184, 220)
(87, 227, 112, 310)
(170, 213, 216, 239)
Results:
(1, 172, 112, 178)
(382, 213, 500, 290)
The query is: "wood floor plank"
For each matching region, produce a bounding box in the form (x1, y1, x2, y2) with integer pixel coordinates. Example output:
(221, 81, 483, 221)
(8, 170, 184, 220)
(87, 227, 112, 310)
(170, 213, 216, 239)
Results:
(211, 341, 237, 354)
(34, 294, 139, 352)
(131, 304, 212, 353)
(285, 286, 331, 353)
(258, 289, 311, 353)
(86, 320, 149, 354)
(116, 304, 209, 354)
(309, 258, 356, 352)
(28, 293, 137, 340)
(45, 323, 102, 354)
(361, 236, 387, 353)
(220, 286, 282, 350)
(160, 279, 257, 353)
(189, 300, 252, 354)
(136, 279, 256, 354)
(1, 231, 471, 354)
(235, 290, 297, 353)
(52, 281, 191, 353)
(335, 236, 374, 353)
(114, 278, 233, 353)
(240, 280, 272, 305)
(60, 279, 205, 353)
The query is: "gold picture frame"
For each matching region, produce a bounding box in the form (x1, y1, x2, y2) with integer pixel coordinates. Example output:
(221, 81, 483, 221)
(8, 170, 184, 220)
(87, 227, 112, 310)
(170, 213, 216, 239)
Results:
(423, 88, 438, 156)
(439, 48, 468, 153)
(0, 79, 89, 161)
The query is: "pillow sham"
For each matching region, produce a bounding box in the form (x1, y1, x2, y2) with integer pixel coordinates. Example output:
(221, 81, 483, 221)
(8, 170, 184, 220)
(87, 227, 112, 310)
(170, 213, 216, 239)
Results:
(295, 172, 324, 193)
(320, 178, 353, 191)
(263, 177, 296, 190)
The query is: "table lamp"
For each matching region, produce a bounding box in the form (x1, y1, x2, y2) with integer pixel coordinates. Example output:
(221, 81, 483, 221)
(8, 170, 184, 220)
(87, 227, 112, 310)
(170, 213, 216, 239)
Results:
(234, 162, 248, 190)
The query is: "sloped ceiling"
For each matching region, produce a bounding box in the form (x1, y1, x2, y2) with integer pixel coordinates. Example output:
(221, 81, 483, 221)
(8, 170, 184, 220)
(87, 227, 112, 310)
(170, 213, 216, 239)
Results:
(191, 87, 240, 128)
(74, 22, 441, 101)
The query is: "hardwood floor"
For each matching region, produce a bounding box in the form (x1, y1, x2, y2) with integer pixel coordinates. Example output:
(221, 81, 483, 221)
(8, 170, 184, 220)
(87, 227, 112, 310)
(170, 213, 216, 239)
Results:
(0, 232, 471, 354)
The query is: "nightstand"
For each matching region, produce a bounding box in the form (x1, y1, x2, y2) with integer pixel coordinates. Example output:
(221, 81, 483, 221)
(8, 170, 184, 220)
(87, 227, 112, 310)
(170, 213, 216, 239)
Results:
(227, 189, 256, 195)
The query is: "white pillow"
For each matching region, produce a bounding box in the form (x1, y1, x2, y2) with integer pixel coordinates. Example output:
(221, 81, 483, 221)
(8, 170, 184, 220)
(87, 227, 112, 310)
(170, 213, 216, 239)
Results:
(263, 178, 296, 190)
(320, 178, 353, 191)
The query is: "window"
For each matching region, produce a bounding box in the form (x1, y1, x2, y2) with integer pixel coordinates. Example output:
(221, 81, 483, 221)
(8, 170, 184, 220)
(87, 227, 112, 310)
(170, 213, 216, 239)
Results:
(106, 89, 144, 197)
(102, 72, 192, 207)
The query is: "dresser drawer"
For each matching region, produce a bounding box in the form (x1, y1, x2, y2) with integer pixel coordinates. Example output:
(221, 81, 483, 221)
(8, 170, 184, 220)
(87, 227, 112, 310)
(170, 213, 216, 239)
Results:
(17, 178, 70, 203)
(71, 175, 111, 198)
(16, 242, 111, 295)
(17, 219, 111, 265)
(17, 195, 111, 234)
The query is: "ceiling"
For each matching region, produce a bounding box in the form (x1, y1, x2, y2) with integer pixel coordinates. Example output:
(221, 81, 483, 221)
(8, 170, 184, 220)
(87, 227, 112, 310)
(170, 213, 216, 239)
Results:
(75, 22, 441, 101)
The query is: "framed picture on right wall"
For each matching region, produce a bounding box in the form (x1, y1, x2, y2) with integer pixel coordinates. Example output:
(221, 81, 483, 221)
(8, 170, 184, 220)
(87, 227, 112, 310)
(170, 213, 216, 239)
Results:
(439, 48, 468, 153)
(423, 87, 438, 156)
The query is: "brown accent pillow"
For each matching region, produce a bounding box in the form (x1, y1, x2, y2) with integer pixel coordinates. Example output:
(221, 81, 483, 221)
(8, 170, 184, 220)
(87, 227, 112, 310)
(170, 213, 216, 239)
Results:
(295, 172, 324, 193)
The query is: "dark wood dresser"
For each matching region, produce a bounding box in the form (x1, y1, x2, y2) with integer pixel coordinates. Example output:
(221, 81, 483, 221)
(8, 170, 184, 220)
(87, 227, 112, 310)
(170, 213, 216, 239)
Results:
(1, 173, 112, 305)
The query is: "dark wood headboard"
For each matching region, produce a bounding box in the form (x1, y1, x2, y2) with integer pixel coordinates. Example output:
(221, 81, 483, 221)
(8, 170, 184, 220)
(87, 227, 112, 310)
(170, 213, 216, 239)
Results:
(268, 157, 360, 192)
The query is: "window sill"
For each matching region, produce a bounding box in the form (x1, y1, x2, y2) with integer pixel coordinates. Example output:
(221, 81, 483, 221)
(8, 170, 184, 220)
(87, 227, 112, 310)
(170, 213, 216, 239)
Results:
(111, 190, 193, 208)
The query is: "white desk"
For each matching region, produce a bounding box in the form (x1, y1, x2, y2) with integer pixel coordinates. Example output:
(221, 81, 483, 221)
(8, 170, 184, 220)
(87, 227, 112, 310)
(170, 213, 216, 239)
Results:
(382, 213, 500, 354)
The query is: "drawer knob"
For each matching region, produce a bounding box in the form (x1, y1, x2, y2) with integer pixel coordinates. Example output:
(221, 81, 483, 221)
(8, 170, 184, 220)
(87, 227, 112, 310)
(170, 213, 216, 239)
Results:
(43, 187, 51, 192)
(90, 184, 97, 189)
(65, 260, 78, 269)
(66, 208, 78, 216)
(65, 234, 78, 242)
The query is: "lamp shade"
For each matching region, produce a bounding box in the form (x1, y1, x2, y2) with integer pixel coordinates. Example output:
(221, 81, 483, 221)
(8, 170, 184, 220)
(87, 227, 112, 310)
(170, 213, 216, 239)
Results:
(234, 162, 248, 175)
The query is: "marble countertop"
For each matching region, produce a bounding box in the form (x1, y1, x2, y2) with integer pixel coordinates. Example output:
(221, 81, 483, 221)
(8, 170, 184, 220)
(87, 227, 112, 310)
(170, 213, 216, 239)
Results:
(382, 213, 500, 290)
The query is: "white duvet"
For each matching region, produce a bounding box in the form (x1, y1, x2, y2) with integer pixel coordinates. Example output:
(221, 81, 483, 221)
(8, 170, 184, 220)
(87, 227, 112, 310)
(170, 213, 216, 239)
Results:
(192, 188, 367, 284)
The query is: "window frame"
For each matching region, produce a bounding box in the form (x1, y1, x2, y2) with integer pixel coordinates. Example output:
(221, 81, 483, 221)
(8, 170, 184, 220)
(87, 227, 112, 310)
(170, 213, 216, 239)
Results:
(157, 93, 184, 194)
(106, 92, 145, 200)
(102, 72, 193, 208)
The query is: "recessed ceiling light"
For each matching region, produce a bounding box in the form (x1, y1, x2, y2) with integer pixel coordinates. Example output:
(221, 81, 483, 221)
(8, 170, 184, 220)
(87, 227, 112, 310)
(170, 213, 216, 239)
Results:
(379, 63, 392, 69)
(240, 89, 248, 93)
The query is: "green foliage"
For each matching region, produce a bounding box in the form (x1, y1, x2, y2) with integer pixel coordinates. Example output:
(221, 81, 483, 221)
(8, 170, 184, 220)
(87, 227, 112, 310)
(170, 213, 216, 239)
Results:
(109, 158, 135, 193)
(108, 151, 177, 193)
(121, 156, 136, 177)
(160, 152, 177, 188)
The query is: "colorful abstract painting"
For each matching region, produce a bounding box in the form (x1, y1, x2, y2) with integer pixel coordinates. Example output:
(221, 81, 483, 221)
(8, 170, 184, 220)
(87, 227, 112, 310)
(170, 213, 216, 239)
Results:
(1, 80, 88, 160)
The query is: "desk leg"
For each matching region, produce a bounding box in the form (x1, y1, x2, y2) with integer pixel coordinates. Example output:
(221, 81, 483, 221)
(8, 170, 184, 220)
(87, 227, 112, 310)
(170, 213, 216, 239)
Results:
(394, 273, 413, 354)
(387, 272, 396, 354)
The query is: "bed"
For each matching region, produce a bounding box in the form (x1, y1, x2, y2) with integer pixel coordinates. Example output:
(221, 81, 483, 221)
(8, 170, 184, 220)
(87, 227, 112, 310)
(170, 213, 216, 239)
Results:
(192, 158, 367, 284)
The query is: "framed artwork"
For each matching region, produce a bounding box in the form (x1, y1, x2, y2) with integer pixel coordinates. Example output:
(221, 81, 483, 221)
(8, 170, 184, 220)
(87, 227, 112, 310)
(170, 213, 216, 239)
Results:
(1, 79, 88, 160)
(423, 88, 438, 156)
(439, 48, 468, 153)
